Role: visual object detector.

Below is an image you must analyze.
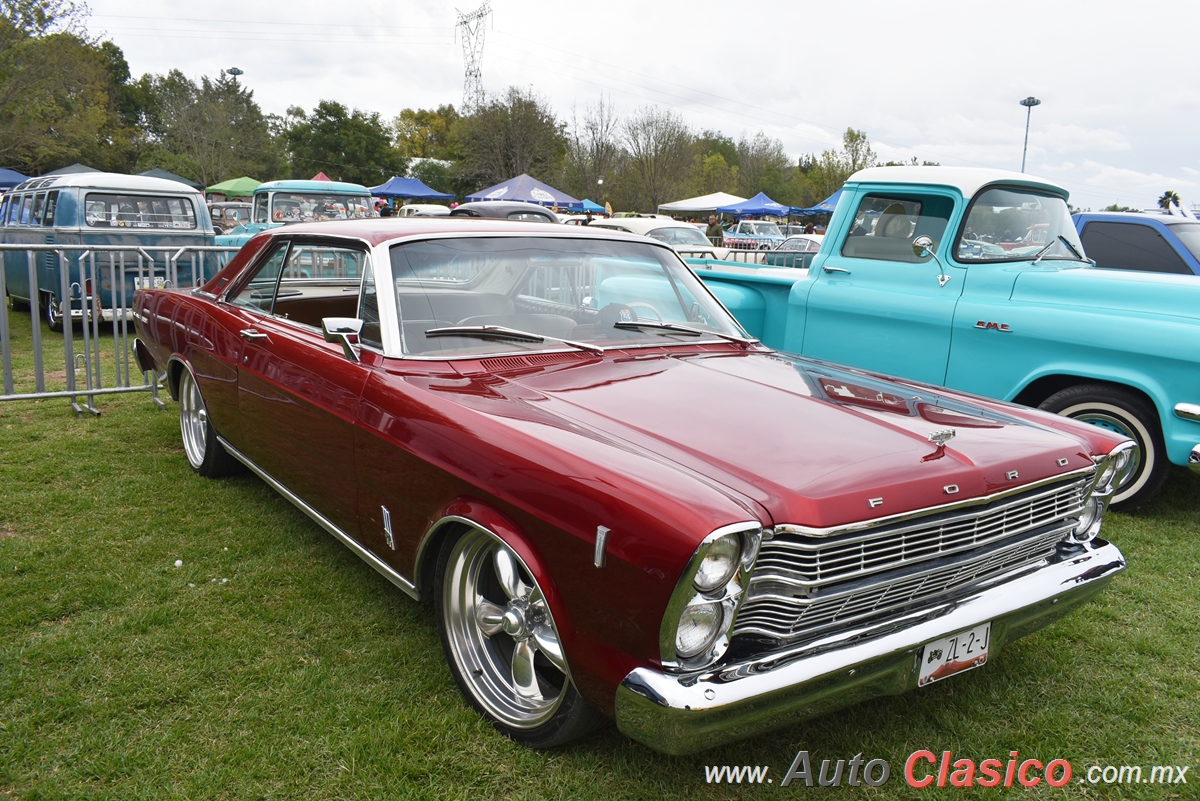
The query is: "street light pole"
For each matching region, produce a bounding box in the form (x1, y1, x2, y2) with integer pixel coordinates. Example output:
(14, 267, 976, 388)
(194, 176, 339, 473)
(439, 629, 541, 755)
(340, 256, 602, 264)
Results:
(1020, 96, 1041, 173)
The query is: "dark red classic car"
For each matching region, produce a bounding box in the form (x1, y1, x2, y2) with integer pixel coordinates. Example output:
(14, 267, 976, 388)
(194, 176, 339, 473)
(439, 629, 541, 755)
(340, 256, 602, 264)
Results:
(133, 218, 1132, 754)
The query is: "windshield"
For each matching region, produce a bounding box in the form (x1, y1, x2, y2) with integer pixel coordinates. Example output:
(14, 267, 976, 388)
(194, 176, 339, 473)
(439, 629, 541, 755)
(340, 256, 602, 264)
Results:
(647, 226, 710, 246)
(1168, 222, 1200, 261)
(746, 221, 782, 237)
(263, 192, 376, 224)
(388, 237, 748, 357)
(956, 187, 1085, 262)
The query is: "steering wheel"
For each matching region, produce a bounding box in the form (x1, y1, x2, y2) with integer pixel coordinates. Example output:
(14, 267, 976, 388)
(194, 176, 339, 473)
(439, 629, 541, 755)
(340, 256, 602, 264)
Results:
(627, 301, 663, 321)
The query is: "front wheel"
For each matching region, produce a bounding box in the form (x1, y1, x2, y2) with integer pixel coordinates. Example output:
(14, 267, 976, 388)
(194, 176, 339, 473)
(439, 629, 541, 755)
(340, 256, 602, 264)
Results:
(178, 367, 239, 477)
(435, 527, 602, 748)
(1039, 384, 1167, 509)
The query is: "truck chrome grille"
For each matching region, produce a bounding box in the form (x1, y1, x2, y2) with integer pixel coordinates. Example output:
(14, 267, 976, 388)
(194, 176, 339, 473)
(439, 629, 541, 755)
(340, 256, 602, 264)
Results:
(734, 476, 1088, 646)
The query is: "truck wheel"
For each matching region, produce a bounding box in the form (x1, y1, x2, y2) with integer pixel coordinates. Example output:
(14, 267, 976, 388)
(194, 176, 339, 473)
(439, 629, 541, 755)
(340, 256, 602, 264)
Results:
(43, 292, 63, 333)
(435, 527, 603, 748)
(1038, 384, 1167, 510)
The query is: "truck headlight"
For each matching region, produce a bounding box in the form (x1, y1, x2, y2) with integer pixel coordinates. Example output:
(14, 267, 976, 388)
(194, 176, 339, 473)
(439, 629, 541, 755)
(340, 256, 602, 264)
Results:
(661, 524, 763, 670)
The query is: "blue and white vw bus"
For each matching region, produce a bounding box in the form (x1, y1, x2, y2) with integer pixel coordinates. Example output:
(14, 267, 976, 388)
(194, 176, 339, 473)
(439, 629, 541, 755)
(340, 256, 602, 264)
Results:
(1, 172, 215, 330)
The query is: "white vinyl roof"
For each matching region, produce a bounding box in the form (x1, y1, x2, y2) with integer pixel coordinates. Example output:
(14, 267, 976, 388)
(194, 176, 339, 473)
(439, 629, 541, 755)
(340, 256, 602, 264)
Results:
(847, 166, 1068, 200)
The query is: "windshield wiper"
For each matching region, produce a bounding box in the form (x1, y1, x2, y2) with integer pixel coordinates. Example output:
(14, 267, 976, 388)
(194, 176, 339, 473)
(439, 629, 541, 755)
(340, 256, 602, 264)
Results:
(424, 325, 605, 355)
(613, 319, 758, 345)
(1032, 235, 1086, 265)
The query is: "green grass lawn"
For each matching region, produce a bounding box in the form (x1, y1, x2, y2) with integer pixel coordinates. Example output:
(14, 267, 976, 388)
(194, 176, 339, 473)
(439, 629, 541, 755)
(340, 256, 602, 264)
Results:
(1, 390, 1198, 800)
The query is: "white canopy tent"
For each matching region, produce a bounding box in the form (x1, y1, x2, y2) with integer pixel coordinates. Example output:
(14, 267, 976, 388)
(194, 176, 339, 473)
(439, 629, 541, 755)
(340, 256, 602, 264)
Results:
(657, 191, 747, 214)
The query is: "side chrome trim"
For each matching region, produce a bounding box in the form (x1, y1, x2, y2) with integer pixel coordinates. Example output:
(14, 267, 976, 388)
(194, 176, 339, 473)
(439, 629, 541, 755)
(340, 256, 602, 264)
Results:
(1175, 403, 1200, 422)
(774, 465, 1094, 539)
(218, 437, 419, 600)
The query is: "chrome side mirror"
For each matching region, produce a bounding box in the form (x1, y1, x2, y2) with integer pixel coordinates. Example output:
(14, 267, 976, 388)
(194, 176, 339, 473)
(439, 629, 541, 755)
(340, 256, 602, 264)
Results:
(322, 317, 363, 362)
(912, 235, 935, 259)
(912, 235, 952, 288)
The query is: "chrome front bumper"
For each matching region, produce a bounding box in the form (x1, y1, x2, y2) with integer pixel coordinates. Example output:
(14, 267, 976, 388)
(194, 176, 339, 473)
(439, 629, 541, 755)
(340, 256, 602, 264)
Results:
(1174, 405, 1200, 473)
(615, 539, 1125, 755)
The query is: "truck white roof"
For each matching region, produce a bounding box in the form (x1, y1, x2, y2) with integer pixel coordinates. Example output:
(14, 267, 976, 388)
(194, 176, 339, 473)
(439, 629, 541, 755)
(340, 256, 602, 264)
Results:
(847, 166, 1068, 201)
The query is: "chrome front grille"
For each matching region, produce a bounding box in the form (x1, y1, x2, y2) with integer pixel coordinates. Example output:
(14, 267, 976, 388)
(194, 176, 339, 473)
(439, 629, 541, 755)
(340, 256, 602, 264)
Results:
(734, 475, 1089, 646)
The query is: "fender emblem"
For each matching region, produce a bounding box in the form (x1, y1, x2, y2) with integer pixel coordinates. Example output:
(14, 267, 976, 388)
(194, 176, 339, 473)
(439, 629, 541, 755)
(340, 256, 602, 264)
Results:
(975, 321, 1012, 332)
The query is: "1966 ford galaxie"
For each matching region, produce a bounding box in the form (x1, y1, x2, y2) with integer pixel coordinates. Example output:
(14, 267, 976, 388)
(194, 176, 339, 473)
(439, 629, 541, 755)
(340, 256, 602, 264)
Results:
(132, 218, 1132, 755)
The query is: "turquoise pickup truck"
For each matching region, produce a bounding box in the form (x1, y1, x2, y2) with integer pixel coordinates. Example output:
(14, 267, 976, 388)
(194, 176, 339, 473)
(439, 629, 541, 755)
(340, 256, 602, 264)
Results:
(690, 166, 1200, 508)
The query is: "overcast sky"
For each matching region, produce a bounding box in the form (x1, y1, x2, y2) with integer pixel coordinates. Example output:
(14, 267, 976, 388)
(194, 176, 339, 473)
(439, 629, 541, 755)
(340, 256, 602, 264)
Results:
(86, 0, 1199, 212)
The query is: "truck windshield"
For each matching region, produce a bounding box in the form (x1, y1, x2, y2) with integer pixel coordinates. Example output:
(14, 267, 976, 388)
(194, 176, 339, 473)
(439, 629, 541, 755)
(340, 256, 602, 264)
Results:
(956, 187, 1085, 262)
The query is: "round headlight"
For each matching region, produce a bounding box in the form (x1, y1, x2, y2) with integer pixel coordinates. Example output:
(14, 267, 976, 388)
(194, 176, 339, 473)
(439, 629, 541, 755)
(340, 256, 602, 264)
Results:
(1073, 495, 1103, 542)
(675, 601, 723, 658)
(693, 533, 741, 592)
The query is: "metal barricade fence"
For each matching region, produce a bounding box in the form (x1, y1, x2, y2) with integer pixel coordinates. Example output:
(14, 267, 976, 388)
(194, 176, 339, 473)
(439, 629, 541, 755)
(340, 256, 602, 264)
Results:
(0, 244, 239, 415)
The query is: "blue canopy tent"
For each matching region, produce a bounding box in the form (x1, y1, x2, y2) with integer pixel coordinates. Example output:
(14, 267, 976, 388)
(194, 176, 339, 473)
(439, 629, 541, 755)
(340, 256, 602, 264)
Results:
(369, 176, 454, 200)
(790, 188, 843, 217)
(0, 168, 27, 190)
(466, 174, 580, 208)
(716, 191, 791, 218)
(579, 198, 605, 214)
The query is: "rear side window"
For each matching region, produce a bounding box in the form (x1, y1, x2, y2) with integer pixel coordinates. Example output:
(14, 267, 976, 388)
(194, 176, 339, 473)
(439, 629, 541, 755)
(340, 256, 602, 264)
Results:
(1080, 222, 1191, 275)
(83, 193, 197, 230)
(840, 194, 952, 262)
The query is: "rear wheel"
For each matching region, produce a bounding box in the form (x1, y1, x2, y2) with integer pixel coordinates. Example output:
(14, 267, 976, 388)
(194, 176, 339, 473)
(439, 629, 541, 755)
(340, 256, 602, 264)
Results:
(43, 292, 63, 333)
(1039, 384, 1167, 509)
(435, 527, 603, 748)
(178, 367, 239, 477)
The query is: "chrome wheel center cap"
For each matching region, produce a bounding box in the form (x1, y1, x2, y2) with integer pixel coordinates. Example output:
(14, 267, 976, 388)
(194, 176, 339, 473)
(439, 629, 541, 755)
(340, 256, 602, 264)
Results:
(501, 607, 526, 637)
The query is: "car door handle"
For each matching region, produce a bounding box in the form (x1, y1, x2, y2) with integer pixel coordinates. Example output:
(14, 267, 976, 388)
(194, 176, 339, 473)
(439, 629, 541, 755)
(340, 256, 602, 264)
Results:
(822, 265, 851, 274)
(239, 328, 269, 341)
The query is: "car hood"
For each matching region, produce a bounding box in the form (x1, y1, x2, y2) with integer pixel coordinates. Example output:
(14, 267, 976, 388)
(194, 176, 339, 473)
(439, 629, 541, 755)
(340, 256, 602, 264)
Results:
(451, 350, 1097, 529)
(1011, 265, 1200, 322)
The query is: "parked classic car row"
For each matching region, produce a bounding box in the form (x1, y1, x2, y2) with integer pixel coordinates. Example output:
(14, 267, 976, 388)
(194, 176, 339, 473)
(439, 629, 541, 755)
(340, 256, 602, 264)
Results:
(132, 215, 1132, 754)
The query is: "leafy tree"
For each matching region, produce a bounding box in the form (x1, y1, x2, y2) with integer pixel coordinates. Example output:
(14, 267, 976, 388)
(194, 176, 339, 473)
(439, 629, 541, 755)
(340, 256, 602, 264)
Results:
(453, 86, 566, 190)
(1158, 190, 1181, 210)
(0, 1, 125, 173)
(1103, 203, 1136, 212)
(735, 131, 794, 203)
(563, 95, 623, 202)
(283, 100, 405, 185)
(408, 157, 454, 195)
(393, 104, 459, 160)
(802, 128, 881, 203)
(684, 151, 738, 196)
(139, 70, 279, 186)
(621, 105, 693, 211)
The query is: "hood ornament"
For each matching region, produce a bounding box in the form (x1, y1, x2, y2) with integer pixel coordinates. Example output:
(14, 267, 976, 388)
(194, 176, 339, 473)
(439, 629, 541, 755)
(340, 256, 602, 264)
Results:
(928, 429, 956, 447)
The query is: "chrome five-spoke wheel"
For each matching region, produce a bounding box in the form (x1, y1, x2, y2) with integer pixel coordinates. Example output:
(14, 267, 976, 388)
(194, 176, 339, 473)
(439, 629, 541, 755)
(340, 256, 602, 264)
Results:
(177, 367, 238, 478)
(435, 527, 601, 747)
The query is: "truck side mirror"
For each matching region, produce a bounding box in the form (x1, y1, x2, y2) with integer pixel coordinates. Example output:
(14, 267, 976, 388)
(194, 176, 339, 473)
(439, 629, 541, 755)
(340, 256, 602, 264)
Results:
(912, 235, 953, 287)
